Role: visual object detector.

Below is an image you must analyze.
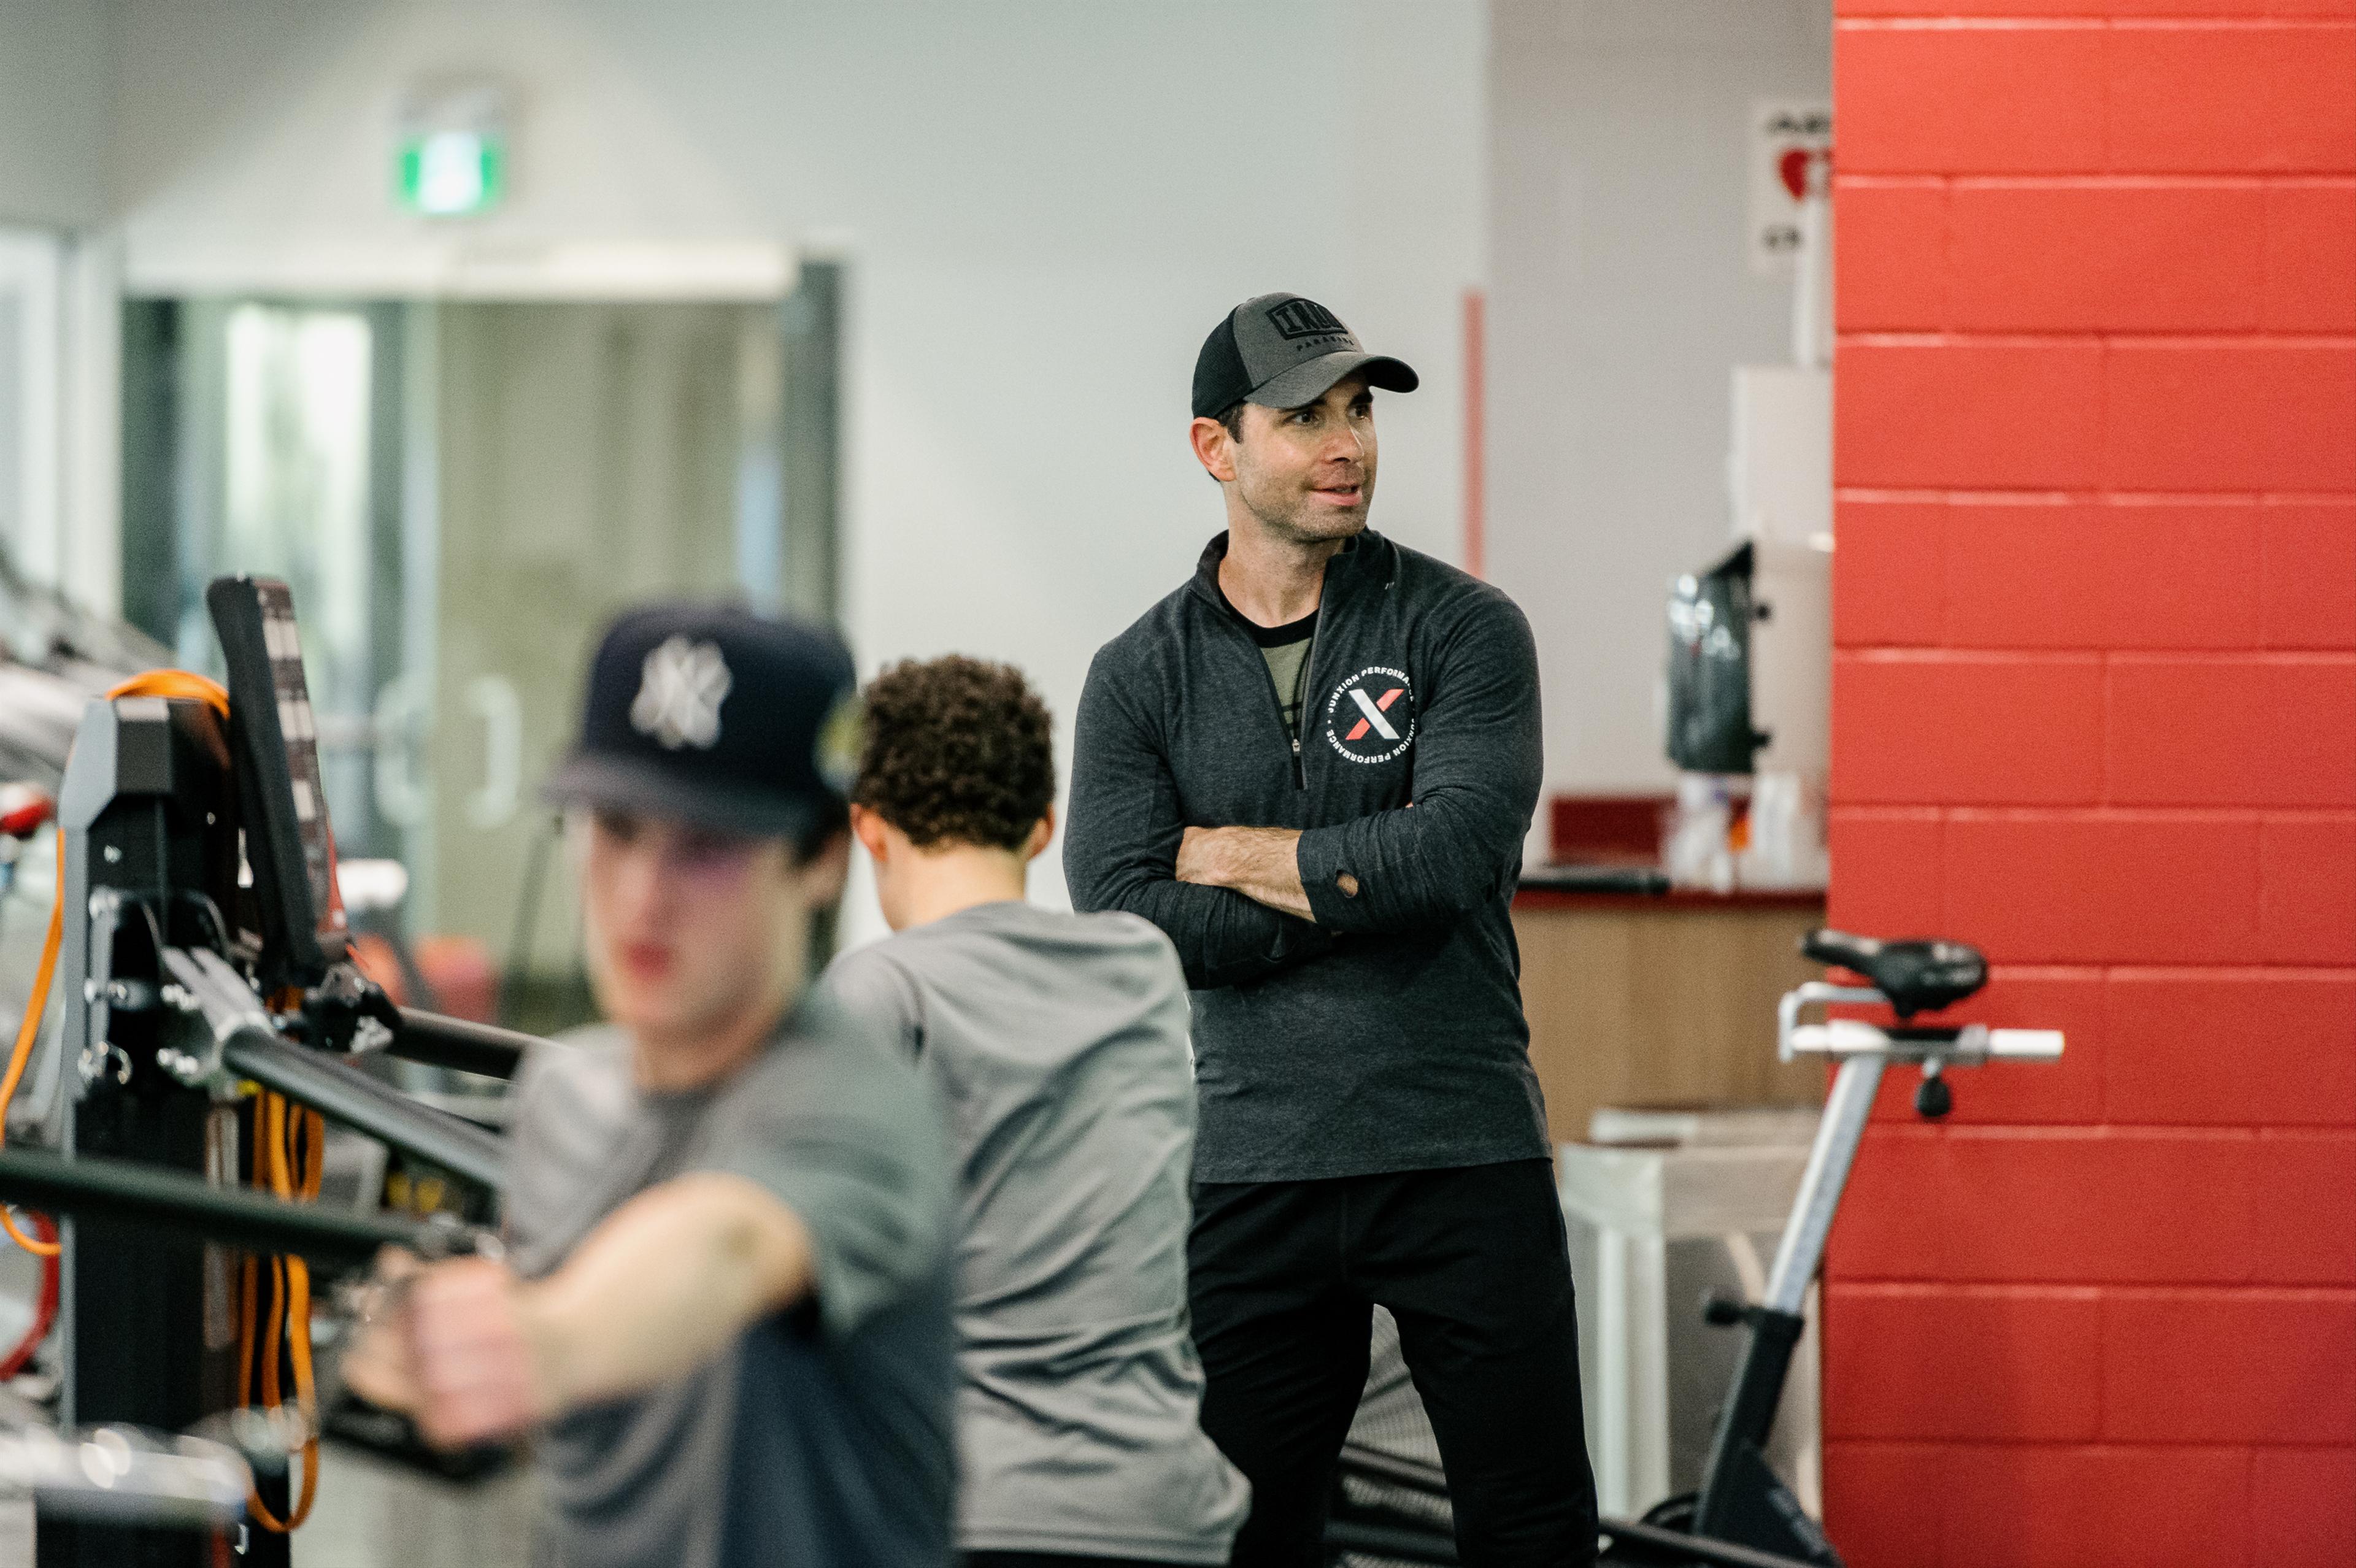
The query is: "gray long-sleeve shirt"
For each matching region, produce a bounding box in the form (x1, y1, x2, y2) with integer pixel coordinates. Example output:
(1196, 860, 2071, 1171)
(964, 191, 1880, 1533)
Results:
(1064, 529, 1550, 1183)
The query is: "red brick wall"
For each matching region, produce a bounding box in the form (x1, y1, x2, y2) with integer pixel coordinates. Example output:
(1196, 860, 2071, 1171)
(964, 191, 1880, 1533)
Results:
(1823, 2, 2356, 1564)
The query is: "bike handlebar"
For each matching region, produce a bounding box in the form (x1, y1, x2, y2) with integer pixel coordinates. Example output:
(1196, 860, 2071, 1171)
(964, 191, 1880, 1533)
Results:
(1777, 982, 2066, 1066)
(1784, 1020, 2065, 1062)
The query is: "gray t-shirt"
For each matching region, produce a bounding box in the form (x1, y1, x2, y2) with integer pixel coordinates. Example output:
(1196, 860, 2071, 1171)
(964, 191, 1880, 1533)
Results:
(504, 991, 957, 1568)
(825, 903, 1248, 1566)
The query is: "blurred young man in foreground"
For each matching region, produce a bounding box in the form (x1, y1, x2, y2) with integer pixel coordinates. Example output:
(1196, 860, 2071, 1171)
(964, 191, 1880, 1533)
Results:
(347, 606, 955, 1568)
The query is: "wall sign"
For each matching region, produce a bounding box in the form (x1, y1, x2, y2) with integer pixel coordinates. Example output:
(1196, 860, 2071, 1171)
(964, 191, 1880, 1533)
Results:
(1748, 101, 1832, 275)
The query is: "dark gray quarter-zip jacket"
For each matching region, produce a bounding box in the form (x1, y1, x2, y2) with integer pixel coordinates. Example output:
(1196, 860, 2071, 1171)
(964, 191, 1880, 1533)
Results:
(1064, 529, 1550, 1183)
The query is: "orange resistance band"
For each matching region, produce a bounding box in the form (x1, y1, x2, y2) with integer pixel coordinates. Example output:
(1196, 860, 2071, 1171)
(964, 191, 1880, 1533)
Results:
(239, 1091, 323, 1532)
(0, 858, 63, 1259)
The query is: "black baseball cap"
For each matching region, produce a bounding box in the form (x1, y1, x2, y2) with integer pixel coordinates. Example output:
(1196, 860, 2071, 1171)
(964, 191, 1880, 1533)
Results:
(544, 603, 860, 844)
(1191, 293, 1419, 420)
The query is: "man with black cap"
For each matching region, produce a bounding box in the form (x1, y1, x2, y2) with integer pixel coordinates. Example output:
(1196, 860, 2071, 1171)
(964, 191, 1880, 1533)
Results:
(345, 605, 956, 1568)
(1064, 295, 1598, 1568)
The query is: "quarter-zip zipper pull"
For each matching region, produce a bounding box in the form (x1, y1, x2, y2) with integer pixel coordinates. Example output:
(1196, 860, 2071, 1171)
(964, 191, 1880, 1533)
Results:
(1291, 733, 1305, 790)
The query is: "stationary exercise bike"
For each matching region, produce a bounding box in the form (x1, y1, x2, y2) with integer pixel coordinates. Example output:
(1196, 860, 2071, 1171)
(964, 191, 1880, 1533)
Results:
(1605, 929, 2063, 1566)
(1328, 929, 2065, 1568)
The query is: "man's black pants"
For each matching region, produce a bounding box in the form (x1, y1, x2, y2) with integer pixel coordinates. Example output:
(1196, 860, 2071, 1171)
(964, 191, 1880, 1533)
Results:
(1189, 1159, 1599, 1568)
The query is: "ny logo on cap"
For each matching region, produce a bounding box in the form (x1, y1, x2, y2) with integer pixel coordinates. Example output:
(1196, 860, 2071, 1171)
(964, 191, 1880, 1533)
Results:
(631, 636, 732, 750)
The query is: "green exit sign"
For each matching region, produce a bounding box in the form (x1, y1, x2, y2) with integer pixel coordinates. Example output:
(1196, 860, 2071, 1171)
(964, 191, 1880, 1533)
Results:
(398, 128, 504, 217)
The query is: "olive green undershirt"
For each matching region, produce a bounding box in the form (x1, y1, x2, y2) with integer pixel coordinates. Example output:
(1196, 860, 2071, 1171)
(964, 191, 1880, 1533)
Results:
(1216, 583, 1318, 740)
(1262, 635, 1315, 737)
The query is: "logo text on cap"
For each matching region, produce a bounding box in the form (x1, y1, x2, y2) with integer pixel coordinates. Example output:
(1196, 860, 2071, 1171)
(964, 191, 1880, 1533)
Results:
(631, 636, 732, 750)
(1266, 299, 1348, 342)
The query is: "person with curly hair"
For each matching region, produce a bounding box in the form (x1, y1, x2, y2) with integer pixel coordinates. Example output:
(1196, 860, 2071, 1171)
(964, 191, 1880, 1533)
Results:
(824, 655, 1248, 1568)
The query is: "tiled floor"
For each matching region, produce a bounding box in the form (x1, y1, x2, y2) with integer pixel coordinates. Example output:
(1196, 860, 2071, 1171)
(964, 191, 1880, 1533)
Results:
(293, 1445, 540, 1567)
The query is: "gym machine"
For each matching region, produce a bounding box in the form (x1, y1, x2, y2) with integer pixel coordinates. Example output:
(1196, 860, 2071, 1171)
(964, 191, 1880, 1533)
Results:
(0, 1142, 498, 1542)
(0, 576, 538, 1566)
(1329, 929, 2064, 1568)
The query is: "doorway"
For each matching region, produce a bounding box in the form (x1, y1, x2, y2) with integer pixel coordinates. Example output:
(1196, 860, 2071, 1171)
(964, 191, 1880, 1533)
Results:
(118, 266, 843, 1029)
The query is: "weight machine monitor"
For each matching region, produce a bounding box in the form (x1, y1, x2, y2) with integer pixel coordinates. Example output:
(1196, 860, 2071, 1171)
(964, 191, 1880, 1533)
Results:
(206, 576, 347, 980)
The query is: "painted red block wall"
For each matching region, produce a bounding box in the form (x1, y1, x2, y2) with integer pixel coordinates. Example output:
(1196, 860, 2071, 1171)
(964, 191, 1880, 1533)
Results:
(1827, 4, 2356, 1565)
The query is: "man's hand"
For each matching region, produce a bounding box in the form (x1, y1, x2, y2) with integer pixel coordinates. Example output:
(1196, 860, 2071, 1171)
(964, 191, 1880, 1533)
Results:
(339, 1249, 425, 1418)
(342, 1175, 818, 1452)
(343, 1251, 557, 1449)
(1177, 826, 1315, 921)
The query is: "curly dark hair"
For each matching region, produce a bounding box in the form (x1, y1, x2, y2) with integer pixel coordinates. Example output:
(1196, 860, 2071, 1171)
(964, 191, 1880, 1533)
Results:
(851, 656, 1055, 851)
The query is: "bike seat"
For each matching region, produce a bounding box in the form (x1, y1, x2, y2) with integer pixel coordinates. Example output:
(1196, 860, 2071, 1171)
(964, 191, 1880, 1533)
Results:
(1801, 929, 1987, 1018)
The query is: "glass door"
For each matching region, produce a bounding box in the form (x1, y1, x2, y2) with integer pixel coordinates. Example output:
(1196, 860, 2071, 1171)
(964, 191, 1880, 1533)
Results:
(120, 271, 841, 1032)
(120, 298, 406, 863)
(425, 298, 761, 1026)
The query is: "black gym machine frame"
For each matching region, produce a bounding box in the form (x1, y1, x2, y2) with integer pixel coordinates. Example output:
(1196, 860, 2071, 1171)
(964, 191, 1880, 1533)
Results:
(1, 576, 539, 1566)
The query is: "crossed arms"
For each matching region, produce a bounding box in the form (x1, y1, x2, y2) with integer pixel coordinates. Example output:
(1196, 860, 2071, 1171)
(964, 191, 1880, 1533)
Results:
(1064, 601, 1543, 986)
(1174, 826, 1317, 921)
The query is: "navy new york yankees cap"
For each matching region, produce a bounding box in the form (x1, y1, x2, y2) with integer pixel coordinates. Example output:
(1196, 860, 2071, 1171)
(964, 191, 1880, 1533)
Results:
(545, 602, 861, 844)
(1191, 293, 1419, 420)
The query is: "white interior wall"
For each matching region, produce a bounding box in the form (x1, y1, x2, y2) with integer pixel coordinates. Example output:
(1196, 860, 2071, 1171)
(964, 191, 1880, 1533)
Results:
(0, 2, 110, 229)
(82, 0, 1823, 927)
(106, 0, 1488, 940)
(0, 2, 115, 608)
(1487, 0, 1830, 796)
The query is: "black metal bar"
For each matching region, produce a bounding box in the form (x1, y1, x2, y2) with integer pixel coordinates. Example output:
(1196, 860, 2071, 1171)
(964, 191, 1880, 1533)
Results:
(1333, 1445, 1823, 1568)
(1695, 1308, 1805, 1531)
(1599, 1515, 1828, 1568)
(1321, 1510, 1835, 1568)
(385, 1008, 535, 1081)
(1515, 864, 1673, 896)
(1324, 1516, 1460, 1565)
(0, 1148, 483, 1268)
(1338, 1441, 1450, 1497)
(221, 1028, 505, 1189)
